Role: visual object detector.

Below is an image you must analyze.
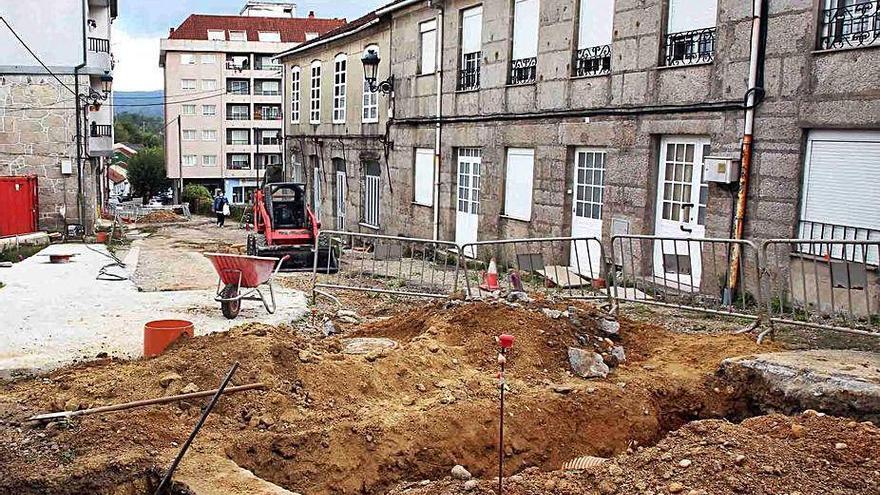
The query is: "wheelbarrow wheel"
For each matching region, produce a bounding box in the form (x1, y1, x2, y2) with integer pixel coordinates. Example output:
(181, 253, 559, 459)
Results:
(220, 283, 241, 319)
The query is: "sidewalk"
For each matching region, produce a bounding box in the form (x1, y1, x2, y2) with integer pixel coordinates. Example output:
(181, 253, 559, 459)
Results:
(0, 243, 306, 376)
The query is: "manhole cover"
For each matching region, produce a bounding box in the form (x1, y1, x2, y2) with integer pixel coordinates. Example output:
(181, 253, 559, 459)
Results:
(341, 338, 398, 355)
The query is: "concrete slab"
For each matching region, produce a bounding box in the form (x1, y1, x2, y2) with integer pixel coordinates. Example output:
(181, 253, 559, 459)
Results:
(175, 452, 297, 495)
(719, 350, 880, 422)
(0, 243, 307, 376)
(0, 232, 50, 251)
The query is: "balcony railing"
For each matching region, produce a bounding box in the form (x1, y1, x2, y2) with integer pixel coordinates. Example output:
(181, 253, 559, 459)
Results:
(254, 89, 282, 96)
(227, 113, 250, 121)
(88, 37, 110, 53)
(227, 86, 250, 95)
(227, 161, 252, 170)
(255, 110, 282, 121)
(255, 63, 283, 71)
(663, 27, 717, 66)
(227, 139, 250, 145)
(574, 44, 612, 77)
(458, 51, 481, 91)
(818, 0, 880, 50)
(225, 60, 250, 71)
(509, 57, 537, 85)
(797, 219, 880, 265)
(90, 123, 112, 137)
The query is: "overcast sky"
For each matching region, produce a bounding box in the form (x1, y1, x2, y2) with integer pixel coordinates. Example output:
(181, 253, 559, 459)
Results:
(113, 1, 384, 92)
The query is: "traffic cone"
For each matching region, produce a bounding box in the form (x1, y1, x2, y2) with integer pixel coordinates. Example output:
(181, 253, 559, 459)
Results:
(480, 257, 500, 291)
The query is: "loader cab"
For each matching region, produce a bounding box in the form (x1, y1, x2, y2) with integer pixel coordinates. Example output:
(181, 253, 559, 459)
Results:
(265, 183, 307, 230)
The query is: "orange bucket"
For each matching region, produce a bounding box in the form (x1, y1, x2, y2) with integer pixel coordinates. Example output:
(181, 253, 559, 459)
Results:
(143, 320, 194, 358)
(95, 232, 109, 243)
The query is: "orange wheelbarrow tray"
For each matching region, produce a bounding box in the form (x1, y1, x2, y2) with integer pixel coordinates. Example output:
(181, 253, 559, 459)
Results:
(203, 253, 290, 319)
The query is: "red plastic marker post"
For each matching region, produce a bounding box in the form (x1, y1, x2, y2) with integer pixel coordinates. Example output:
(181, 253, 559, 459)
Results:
(497, 334, 514, 494)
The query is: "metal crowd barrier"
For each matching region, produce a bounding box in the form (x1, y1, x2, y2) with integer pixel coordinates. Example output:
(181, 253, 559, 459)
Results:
(311, 230, 463, 301)
(609, 235, 764, 320)
(458, 236, 609, 302)
(761, 239, 880, 335)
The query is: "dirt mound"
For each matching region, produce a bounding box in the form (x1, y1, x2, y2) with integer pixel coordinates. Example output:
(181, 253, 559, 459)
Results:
(0, 299, 771, 494)
(391, 412, 880, 495)
(138, 210, 186, 224)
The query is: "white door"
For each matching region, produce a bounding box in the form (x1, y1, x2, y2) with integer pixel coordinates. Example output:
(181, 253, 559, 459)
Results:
(570, 149, 605, 278)
(653, 137, 709, 290)
(335, 170, 346, 230)
(455, 148, 481, 257)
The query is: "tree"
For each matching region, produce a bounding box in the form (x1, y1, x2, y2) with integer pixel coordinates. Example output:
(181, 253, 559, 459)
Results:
(127, 147, 168, 200)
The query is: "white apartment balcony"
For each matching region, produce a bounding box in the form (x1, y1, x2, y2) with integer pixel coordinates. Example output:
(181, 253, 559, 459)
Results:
(89, 120, 113, 157)
(87, 37, 113, 72)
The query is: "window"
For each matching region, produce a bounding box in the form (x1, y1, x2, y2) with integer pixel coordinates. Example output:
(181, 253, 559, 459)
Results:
(202, 155, 218, 166)
(255, 54, 280, 70)
(207, 30, 226, 41)
(202, 130, 217, 141)
(819, 0, 880, 50)
(459, 6, 483, 90)
(182, 104, 196, 115)
(202, 79, 217, 91)
(227, 129, 250, 145)
(333, 54, 347, 123)
(181, 53, 196, 65)
(290, 66, 301, 123)
(255, 79, 280, 96)
(257, 154, 281, 169)
(202, 104, 216, 116)
(414, 148, 434, 206)
(229, 30, 247, 42)
(181, 79, 196, 90)
(256, 105, 281, 120)
(226, 54, 250, 70)
(799, 130, 880, 264)
(201, 54, 216, 64)
(664, 0, 717, 66)
(504, 148, 535, 221)
(227, 79, 250, 95)
(362, 160, 381, 227)
(227, 104, 250, 120)
(258, 31, 281, 42)
(182, 129, 198, 141)
(228, 154, 251, 170)
(575, 0, 614, 76)
(420, 20, 437, 75)
(182, 155, 198, 166)
(258, 129, 281, 145)
(362, 79, 379, 123)
(310, 61, 322, 124)
(232, 186, 256, 204)
(510, 0, 539, 85)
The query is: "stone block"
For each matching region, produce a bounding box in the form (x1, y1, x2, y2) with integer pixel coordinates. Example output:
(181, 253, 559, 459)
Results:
(656, 65, 713, 104)
(536, 80, 568, 111)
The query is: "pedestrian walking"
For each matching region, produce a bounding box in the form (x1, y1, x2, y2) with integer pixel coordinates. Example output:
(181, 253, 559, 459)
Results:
(213, 189, 229, 227)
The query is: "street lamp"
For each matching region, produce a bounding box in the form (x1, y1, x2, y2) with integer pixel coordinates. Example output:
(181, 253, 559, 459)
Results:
(361, 48, 394, 95)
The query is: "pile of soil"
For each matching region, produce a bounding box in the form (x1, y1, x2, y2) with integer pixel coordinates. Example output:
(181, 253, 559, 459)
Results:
(138, 210, 186, 224)
(391, 412, 880, 494)
(0, 299, 770, 494)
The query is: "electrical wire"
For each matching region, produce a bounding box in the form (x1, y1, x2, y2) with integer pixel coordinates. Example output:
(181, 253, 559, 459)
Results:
(0, 16, 78, 97)
(0, 90, 230, 112)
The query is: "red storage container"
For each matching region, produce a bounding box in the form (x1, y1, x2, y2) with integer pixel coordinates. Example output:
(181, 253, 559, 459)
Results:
(0, 176, 38, 237)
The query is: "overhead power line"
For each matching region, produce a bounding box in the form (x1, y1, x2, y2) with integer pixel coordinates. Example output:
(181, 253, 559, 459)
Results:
(0, 16, 78, 97)
(0, 91, 231, 112)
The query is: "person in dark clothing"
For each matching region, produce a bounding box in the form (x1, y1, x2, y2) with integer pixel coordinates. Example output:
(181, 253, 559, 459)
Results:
(212, 190, 229, 227)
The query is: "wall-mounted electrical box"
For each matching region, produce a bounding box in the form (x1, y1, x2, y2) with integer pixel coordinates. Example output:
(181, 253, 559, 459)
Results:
(61, 159, 73, 175)
(703, 156, 740, 184)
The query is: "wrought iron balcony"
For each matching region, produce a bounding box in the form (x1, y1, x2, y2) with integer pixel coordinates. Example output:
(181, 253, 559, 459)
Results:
(574, 44, 612, 77)
(457, 51, 481, 91)
(663, 27, 716, 66)
(509, 57, 537, 85)
(90, 123, 112, 137)
(88, 37, 110, 53)
(819, 0, 880, 50)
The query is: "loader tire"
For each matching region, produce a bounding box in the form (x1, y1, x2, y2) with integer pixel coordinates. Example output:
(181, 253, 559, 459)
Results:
(220, 284, 241, 319)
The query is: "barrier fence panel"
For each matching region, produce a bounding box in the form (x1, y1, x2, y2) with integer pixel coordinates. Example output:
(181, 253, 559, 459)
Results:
(312, 230, 463, 300)
(459, 237, 609, 301)
(761, 239, 880, 335)
(609, 235, 763, 320)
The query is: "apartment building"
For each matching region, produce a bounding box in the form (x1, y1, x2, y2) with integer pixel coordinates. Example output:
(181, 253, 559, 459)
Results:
(282, 0, 880, 289)
(0, 0, 118, 235)
(160, 2, 344, 205)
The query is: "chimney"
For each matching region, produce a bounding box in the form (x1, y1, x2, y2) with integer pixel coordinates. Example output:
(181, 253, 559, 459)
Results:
(169, 27, 175, 35)
(308, 11, 315, 18)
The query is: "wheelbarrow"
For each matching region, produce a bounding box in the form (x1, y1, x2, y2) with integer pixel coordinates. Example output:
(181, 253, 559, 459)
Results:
(204, 253, 289, 319)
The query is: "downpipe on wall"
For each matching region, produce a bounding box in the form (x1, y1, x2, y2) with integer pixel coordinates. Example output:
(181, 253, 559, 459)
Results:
(725, 0, 767, 303)
(432, 3, 444, 241)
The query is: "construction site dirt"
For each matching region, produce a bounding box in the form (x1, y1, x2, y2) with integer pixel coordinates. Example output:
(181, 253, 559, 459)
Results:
(1, 287, 878, 494)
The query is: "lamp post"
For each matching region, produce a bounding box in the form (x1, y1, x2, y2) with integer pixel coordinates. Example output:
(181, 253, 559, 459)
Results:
(360, 48, 394, 95)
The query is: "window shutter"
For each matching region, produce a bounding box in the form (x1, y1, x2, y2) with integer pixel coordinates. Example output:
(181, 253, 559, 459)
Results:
(668, 0, 717, 33)
(421, 21, 437, 74)
(578, 0, 615, 49)
(802, 130, 880, 234)
(461, 6, 483, 54)
(414, 149, 435, 206)
(512, 0, 539, 59)
(504, 149, 535, 220)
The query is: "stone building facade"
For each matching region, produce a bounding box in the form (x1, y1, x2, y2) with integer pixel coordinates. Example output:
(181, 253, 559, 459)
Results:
(282, 0, 880, 291)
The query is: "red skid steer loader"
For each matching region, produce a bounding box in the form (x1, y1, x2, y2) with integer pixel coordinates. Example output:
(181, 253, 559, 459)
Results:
(246, 182, 338, 273)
